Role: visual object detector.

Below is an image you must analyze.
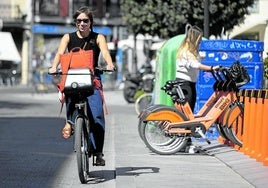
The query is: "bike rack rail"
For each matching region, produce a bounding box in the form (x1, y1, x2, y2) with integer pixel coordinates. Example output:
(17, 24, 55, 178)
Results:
(219, 89, 268, 167)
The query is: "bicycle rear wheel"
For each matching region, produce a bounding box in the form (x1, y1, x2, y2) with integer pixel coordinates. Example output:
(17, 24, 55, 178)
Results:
(74, 117, 90, 184)
(135, 93, 153, 115)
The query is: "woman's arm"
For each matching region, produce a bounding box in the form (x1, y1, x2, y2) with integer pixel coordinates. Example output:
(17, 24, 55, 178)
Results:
(97, 34, 115, 70)
(199, 63, 213, 71)
(48, 34, 69, 73)
(199, 64, 220, 72)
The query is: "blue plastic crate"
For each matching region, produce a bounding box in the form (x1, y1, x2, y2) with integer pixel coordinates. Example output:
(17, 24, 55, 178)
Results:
(199, 39, 264, 63)
(194, 40, 264, 113)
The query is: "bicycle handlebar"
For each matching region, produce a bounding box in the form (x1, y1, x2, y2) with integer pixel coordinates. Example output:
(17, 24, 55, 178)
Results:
(48, 67, 116, 75)
(95, 67, 116, 74)
(211, 65, 250, 89)
(48, 70, 62, 75)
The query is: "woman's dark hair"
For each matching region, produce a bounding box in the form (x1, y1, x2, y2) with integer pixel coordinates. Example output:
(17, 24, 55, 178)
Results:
(73, 6, 94, 29)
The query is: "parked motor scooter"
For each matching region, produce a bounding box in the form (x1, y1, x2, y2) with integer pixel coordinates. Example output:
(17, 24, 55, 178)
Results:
(123, 63, 154, 103)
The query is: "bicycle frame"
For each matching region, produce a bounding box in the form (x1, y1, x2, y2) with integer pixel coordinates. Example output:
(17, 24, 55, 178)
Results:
(163, 90, 238, 133)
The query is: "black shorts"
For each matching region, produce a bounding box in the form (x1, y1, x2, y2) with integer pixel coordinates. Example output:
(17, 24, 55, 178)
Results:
(175, 78, 196, 111)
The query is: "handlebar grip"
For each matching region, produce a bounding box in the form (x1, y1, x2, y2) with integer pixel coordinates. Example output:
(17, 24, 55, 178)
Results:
(95, 67, 116, 74)
(48, 71, 62, 75)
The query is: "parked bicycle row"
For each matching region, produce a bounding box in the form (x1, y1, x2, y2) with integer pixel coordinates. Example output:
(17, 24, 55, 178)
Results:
(137, 61, 250, 155)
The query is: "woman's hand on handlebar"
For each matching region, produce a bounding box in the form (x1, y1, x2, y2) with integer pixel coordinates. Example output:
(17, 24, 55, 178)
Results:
(95, 66, 116, 74)
(48, 67, 57, 74)
(48, 67, 62, 75)
(106, 64, 116, 71)
(211, 65, 221, 72)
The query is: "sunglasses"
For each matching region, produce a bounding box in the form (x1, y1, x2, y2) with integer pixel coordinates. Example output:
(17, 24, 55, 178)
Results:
(76, 19, 89, 24)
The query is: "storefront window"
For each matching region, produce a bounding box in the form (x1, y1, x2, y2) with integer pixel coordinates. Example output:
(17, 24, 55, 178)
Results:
(37, 0, 69, 17)
(73, 0, 104, 18)
(106, 0, 120, 18)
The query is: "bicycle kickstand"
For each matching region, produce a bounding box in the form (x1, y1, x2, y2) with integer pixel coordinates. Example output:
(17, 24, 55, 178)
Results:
(195, 127, 211, 144)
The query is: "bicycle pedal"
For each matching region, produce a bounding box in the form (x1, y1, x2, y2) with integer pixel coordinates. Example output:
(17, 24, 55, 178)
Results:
(195, 128, 211, 144)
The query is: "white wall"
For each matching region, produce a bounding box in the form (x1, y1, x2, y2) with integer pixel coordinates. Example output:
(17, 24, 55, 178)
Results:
(229, 0, 268, 57)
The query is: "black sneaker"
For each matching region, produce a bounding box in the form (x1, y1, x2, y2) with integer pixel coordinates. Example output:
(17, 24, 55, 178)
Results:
(95, 154, 105, 166)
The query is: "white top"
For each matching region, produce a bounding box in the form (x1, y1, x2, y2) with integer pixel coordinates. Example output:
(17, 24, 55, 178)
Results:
(176, 52, 200, 82)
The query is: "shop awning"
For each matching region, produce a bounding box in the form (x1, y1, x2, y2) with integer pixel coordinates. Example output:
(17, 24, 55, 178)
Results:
(0, 32, 21, 62)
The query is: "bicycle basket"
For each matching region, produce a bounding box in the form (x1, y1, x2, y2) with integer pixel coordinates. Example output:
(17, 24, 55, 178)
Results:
(228, 61, 250, 88)
(64, 68, 94, 96)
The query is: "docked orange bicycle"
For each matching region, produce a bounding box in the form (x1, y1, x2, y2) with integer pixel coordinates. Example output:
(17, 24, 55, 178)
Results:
(138, 61, 250, 155)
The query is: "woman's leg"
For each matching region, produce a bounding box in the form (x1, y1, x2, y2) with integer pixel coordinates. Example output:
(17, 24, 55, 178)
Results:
(180, 83, 196, 111)
(87, 89, 105, 165)
(62, 95, 77, 139)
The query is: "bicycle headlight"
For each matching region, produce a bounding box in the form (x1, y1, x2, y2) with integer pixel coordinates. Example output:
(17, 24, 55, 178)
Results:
(71, 82, 78, 89)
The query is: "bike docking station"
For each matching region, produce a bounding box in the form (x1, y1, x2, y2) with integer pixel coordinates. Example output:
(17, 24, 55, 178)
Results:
(221, 88, 268, 167)
(197, 39, 267, 167)
(139, 37, 267, 159)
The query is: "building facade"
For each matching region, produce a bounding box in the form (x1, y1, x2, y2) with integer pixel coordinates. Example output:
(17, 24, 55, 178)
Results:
(229, 0, 268, 57)
(0, 0, 124, 85)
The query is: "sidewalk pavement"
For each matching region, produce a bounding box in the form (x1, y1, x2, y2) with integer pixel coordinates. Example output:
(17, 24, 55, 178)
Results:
(104, 90, 268, 188)
(2, 86, 268, 187)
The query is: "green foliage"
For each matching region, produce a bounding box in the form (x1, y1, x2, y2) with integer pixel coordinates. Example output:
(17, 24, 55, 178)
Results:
(120, 0, 255, 38)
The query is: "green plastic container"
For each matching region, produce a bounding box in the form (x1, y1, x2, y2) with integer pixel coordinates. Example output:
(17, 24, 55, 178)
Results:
(154, 34, 186, 106)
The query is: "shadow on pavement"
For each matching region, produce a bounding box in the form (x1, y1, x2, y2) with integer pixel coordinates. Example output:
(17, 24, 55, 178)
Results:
(116, 166, 160, 176)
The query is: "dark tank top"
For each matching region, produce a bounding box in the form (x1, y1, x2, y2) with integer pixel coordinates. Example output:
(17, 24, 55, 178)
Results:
(67, 31, 100, 68)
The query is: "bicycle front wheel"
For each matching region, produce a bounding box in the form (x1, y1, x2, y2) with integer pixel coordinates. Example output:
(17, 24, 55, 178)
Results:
(223, 102, 244, 147)
(135, 93, 153, 115)
(74, 117, 90, 184)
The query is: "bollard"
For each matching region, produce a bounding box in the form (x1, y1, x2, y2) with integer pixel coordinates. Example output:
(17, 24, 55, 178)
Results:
(235, 89, 246, 150)
(247, 90, 258, 158)
(260, 90, 268, 166)
(253, 90, 264, 160)
(231, 89, 246, 150)
(240, 89, 251, 154)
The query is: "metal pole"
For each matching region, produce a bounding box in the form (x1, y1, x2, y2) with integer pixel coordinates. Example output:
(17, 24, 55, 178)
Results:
(204, 0, 210, 38)
(133, 33, 137, 73)
(28, 0, 34, 85)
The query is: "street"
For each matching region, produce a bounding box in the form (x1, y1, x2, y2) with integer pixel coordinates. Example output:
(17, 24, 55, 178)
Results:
(0, 87, 267, 188)
(0, 87, 124, 188)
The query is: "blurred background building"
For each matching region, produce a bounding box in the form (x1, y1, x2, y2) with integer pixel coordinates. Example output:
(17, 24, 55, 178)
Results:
(0, 0, 267, 87)
(229, 0, 268, 56)
(0, 0, 124, 87)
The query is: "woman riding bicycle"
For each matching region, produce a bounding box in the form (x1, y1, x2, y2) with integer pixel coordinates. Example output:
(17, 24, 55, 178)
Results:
(48, 6, 115, 166)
